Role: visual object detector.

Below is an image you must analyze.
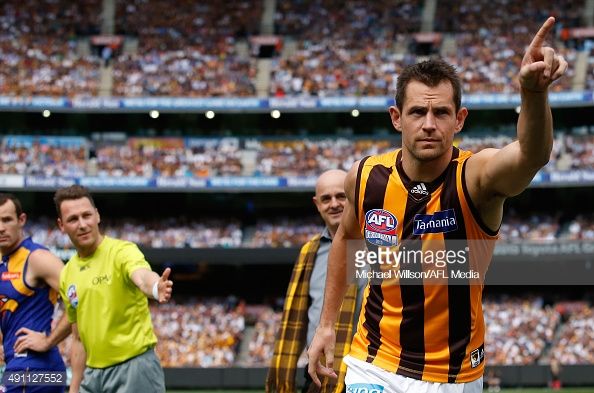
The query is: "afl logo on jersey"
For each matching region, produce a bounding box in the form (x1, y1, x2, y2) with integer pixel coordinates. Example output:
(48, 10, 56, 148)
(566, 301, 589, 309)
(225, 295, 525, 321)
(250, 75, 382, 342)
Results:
(67, 284, 79, 309)
(365, 209, 398, 247)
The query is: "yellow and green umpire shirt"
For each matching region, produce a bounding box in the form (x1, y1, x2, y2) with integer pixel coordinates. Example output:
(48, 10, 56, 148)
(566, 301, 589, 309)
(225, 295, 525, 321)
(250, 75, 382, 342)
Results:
(59, 236, 157, 368)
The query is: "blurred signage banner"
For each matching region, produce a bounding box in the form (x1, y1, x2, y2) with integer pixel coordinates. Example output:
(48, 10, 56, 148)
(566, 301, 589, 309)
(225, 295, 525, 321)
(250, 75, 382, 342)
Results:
(90, 35, 124, 46)
(568, 27, 594, 38)
(0, 172, 587, 192)
(0, 92, 592, 112)
(0, 175, 25, 188)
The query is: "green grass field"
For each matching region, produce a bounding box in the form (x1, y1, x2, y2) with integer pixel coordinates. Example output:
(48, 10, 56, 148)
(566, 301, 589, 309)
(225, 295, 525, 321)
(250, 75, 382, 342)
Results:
(167, 389, 594, 393)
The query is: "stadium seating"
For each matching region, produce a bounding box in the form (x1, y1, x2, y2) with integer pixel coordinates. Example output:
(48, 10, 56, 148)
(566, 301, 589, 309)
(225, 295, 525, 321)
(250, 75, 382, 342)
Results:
(2, 134, 594, 179)
(483, 298, 560, 365)
(1, 0, 592, 97)
(551, 303, 594, 364)
(3, 298, 590, 368)
(0, 0, 101, 97)
(112, 0, 260, 97)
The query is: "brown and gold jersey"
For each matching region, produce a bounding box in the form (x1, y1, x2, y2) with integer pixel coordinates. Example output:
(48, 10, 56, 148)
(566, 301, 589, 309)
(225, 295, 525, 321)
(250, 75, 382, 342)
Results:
(349, 147, 498, 383)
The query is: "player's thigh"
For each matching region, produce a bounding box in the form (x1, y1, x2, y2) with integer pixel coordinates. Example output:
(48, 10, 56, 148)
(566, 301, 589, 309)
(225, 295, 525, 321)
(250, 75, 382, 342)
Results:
(344, 355, 404, 393)
(344, 355, 483, 393)
(104, 349, 165, 393)
(80, 367, 102, 393)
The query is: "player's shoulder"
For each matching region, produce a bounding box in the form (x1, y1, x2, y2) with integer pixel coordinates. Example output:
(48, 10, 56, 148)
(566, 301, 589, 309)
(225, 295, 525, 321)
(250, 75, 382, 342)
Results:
(362, 149, 400, 169)
(28, 247, 61, 268)
(60, 253, 77, 283)
(463, 147, 499, 170)
(108, 237, 146, 260)
(23, 237, 49, 252)
(454, 147, 474, 161)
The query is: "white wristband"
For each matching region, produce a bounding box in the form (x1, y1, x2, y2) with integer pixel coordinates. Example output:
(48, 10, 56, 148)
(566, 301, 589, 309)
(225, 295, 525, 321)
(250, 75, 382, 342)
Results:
(152, 281, 159, 301)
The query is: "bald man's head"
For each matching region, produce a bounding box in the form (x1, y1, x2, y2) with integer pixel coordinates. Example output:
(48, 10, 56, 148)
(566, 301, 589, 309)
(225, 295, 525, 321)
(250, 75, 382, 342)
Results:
(313, 169, 347, 237)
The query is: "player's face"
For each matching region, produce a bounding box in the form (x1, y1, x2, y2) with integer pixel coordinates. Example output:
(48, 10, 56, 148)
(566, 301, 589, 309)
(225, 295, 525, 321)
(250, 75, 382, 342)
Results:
(57, 197, 101, 254)
(0, 200, 26, 254)
(390, 80, 467, 162)
(314, 177, 347, 231)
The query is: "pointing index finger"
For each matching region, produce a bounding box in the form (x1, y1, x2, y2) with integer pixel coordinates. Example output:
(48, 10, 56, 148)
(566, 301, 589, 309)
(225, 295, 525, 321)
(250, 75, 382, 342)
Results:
(529, 17, 555, 50)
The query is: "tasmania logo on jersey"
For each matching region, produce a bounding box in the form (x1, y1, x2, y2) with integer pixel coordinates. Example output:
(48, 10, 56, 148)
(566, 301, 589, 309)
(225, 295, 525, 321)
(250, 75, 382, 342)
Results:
(365, 209, 398, 247)
(67, 284, 79, 309)
(413, 208, 458, 235)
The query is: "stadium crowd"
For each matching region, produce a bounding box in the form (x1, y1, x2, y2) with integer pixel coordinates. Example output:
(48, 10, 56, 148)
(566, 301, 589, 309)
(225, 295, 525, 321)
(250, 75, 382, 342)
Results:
(0, 0, 101, 97)
(93, 137, 244, 177)
(2, 297, 593, 368)
(0, 136, 88, 177)
(151, 300, 245, 367)
(112, 0, 259, 97)
(551, 304, 594, 364)
(483, 298, 560, 365)
(18, 211, 594, 251)
(0, 0, 592, 96)
(246, 218, 322, 248)
(244, 306, 282, 365)
(269, 0, 422, 97)
(28, 217, 243, 249)
(435, 0, 583, 93)
(2, 134, 594, 178)
(588, 46, 594, 91)
(254, 138, 394, 176)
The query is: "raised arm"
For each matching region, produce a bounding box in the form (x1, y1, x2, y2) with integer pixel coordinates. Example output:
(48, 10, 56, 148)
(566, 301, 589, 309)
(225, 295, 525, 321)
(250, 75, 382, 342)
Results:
(466, 17, 568, 230)
(307, 161, 363, 386)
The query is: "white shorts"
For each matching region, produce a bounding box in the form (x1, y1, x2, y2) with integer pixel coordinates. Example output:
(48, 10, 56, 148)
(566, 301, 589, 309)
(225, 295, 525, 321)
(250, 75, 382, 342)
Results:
(344, 355, 483, 393)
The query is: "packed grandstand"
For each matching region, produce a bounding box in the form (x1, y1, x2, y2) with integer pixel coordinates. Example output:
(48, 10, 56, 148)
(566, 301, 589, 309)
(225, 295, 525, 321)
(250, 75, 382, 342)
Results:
(1, 134, 593, 177)
(0, 296, 589, 368)
(0, 0, 592, 98)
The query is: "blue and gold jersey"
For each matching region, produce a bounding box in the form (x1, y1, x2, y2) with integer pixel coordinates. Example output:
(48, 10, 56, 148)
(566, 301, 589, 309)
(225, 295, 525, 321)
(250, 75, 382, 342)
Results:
(0, 237, 65, 371)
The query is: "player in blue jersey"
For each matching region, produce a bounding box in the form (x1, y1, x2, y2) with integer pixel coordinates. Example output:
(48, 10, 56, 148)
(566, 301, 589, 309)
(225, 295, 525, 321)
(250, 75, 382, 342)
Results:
(0, 194, 73, 393)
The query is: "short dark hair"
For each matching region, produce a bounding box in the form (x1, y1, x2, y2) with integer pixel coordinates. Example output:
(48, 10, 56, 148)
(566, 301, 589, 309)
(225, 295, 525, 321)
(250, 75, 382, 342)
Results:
(54, 185, 96, 218)
(0, 193, 23, 217)
(395, 59, 462, 112)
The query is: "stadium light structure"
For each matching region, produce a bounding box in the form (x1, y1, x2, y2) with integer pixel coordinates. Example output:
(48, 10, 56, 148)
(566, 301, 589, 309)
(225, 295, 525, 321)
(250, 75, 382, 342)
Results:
(205, 110, 215, 119)
(42, 110, 51, 118)
(149, 110, 160, 119)
(271, 109, 281, 119)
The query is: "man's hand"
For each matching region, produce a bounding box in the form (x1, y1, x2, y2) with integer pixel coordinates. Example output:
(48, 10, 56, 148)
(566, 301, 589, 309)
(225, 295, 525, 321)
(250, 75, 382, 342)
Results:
(13, 328, 50, 353)
(307, 326, 338, 387)
(520, 17, 568, 93)
(157, 267, 173, 303)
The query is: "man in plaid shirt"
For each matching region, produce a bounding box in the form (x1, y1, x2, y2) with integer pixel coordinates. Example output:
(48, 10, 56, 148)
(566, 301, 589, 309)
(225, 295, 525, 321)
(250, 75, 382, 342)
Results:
(266, 169, 365, 393)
